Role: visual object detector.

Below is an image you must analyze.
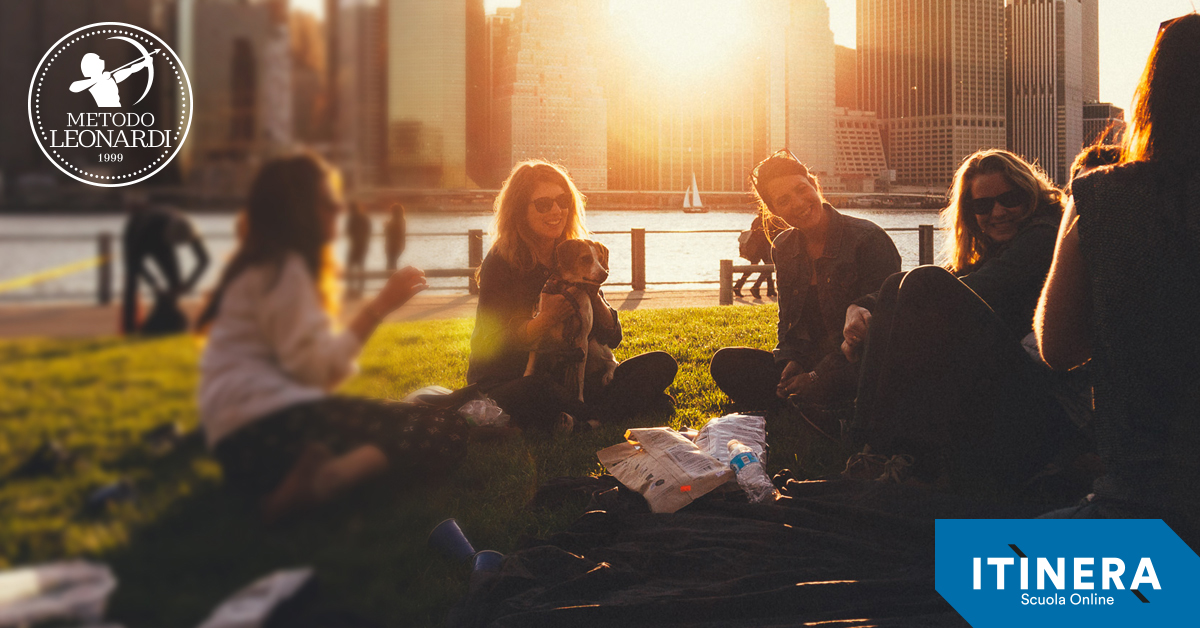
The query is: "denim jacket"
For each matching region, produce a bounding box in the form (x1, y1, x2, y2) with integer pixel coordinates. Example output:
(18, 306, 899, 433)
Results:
(771, 204, 901, 366)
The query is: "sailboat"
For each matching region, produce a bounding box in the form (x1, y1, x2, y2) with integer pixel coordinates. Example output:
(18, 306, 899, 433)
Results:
(682, 172, 707, 213)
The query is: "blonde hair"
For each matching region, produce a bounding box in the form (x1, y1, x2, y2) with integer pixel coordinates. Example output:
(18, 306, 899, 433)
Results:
(942, 149, 1063, 273)
(489, 160, 589, 271)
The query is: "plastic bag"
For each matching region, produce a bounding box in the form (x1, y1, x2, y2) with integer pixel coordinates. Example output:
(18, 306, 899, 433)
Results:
(457, 397, 510, 428)
(0, 561, 116, 627)
(694, 413, 768, 466)
(195, 568, 314, 628)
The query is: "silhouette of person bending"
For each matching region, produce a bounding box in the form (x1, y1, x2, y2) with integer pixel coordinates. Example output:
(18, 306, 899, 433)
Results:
(122, 203, 209, 335)
(77, 52, 149, 107)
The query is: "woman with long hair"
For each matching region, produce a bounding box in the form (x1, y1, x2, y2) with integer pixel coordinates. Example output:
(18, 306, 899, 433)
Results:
(467, 160, 677, 431)
(197, 154, 467, 523)
(844, 149, 1073, 490)
(1037, 14, 1200, 545)
(710, 150, 900, 419)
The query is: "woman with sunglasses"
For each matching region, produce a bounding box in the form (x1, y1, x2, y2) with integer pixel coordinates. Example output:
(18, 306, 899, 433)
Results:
(467, 160, 677, 432)
(1037, 14, 1200, 545)
(844, 149, 1074, 492)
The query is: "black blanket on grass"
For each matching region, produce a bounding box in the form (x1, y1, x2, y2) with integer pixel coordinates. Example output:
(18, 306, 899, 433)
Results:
(449, 475, 1044, 628)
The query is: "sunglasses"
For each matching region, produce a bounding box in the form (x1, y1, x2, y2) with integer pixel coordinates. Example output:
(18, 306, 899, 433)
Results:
(969, 188, 1029, 215)
(530, 193, 573, 214)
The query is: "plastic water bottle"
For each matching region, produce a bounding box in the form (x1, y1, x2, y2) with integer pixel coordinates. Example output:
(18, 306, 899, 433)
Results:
(727, 440, 779, 503)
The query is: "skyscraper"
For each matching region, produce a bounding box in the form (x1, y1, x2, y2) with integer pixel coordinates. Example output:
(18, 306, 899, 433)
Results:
(1083, 101, 1125, 146)
(494, 0, 607, 190)
(857, 0, 1007, 187)
(1006, 0, 1099, 185)
(333, 0, 388, 189)
(604, 7, 764, 193)
(786, 0, 837, 175)
(835, 45, 858, 110)
(386, 0, 485, 188)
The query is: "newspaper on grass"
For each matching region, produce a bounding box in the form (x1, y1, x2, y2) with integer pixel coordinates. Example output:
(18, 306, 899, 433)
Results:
(597, 428, 731, 514)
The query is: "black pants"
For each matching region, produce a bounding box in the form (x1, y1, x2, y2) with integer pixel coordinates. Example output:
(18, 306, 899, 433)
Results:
(214, 396, 469, 500)
(710, 348, 860, 411)
(854, 266, 1070, 487)
(485, 351, 678, 432)
(733, 269, 775, 296)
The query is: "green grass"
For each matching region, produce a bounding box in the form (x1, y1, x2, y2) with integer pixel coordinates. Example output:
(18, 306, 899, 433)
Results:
(0, 304, 850, 627)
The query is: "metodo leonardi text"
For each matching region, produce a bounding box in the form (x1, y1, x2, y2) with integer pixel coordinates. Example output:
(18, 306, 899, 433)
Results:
(48, 112, 172, 148)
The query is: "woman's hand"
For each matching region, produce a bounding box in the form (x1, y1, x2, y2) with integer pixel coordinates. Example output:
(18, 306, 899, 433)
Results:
(348, 267, 426, 344)
(841, 304, 872, 363)
(777, 360, 814, 398)
(527, 292, 575, 340)
(375, 266, 428, 313)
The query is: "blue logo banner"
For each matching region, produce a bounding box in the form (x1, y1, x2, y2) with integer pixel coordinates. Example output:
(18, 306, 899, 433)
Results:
(936, 519, 1200, 627)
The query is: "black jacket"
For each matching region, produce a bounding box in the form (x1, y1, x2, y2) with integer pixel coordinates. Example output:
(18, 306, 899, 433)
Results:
(466, 251, 621, 389)
(772, 205, 901, 366)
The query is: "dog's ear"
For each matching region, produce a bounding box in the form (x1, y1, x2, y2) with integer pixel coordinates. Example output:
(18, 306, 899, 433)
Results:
(592, 241, 610, 271)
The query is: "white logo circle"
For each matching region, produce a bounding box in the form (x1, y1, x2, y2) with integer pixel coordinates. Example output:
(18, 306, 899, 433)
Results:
(27, 22, 193, 188)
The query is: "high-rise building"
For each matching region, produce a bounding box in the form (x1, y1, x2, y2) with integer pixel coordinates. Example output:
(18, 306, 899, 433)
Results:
(481, 7, 514, 187)
(1006, 0, 1099, 185)
(786, 0, 837, 175)
(833, 107, 888, 179)
(190, 0, 293, 195)
(604, 7, 765, 193)
(1083, 101, 1125, 146)
(333, 0, 388, 189)
(495, 0, 607, 190)
(857, 0, 1007, 188)
(835, 45, 858, 110)
(386, 0, 485, 188)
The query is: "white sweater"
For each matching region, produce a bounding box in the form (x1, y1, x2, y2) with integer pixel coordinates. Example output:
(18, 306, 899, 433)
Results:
(198, 253, 362, 448)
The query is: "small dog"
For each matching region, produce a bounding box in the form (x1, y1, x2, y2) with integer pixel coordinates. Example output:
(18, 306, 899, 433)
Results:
(525, 239, 620, 404)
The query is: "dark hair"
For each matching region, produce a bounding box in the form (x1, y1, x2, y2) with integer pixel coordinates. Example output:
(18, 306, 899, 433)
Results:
(1123, 13, 1200, 163)
(196, 153, 338, 331)
(749, 149, 824, 238)
(1069, 144, 1122, 184)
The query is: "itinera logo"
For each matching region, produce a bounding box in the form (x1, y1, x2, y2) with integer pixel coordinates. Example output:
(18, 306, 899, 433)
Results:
(936, 519, 1200, 627)
(27, 22, 192, 187)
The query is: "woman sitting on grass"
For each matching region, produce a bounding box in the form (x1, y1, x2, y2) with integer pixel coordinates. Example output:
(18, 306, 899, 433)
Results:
(467, 160, 677, 432)
(843, 149, 1074, 490)
(196, 154, 468, 523)
(1037, 14, 1200, 546)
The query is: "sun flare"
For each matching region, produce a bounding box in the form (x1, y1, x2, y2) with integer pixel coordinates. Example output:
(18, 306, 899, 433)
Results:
(610, 0, 754, 78)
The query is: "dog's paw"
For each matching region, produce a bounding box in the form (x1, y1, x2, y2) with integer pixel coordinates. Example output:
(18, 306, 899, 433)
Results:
(554, 412, 575, 435)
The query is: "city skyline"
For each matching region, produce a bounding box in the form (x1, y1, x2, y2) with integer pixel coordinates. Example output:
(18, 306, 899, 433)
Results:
(469, 0, 1198, 115)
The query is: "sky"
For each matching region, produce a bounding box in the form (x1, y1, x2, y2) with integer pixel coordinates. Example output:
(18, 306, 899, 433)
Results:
(290, 0, 1198, 114)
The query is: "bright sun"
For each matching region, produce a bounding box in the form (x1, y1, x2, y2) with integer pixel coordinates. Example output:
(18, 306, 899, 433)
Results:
(610, 0, 754, 78)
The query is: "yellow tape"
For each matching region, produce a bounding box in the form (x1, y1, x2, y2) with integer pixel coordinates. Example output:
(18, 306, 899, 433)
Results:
(0, 257, 104, 293)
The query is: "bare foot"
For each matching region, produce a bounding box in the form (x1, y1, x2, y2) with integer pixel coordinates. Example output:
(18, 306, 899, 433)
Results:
(260, 442, 332, 526)
(312, 445, 389, 502)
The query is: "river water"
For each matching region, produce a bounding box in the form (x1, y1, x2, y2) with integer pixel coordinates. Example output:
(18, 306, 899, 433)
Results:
(0, 208, 947, 301)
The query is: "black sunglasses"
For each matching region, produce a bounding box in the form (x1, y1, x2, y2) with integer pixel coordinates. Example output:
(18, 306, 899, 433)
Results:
(530, 193, 573, 214)
(969, 188, 1029, 215)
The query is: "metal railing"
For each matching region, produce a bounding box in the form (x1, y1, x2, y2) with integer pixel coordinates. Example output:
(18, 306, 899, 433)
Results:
(2, 225, 939, 304)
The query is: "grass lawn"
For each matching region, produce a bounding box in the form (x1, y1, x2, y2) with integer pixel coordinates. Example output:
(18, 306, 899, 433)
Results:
(0, 304, 848, 627)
